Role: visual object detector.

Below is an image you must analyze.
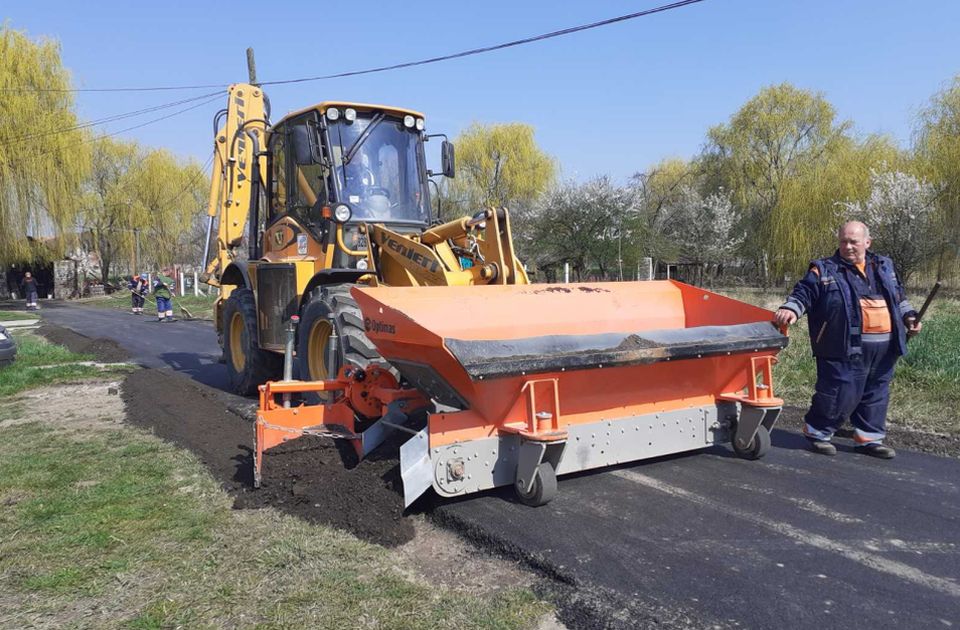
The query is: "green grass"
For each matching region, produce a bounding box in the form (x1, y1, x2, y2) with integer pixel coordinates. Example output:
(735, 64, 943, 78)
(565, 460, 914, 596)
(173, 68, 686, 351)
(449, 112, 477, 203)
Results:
(716, 289, 960, 435)
(0, 417, 552, 628)
(0, 310, 39, 322)
(0, 331, 124, 397)
(81, 291, 217, 321)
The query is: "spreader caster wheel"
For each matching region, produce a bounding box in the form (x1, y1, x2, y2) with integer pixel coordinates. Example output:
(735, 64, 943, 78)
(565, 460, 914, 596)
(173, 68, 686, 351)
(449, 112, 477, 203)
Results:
(733, 425, 771, 460)
(515, 462, 557, 507)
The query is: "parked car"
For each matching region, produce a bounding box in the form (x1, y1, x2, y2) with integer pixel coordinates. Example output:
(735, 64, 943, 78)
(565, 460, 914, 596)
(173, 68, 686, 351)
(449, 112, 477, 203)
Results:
(0, 325, 17, 368)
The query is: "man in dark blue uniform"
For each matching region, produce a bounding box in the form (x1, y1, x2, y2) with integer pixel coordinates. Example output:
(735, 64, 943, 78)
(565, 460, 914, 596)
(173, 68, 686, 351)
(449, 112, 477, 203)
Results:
(774, 221, 923, 459)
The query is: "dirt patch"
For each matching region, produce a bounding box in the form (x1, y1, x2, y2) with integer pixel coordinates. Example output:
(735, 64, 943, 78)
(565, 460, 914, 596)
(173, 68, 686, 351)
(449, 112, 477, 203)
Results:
(37, 324, 130, 363)
(0, 381, 125, 432)
(777, 406, 960, 458)
(394, 515, 538, 598)
(121, 368, 414, 547)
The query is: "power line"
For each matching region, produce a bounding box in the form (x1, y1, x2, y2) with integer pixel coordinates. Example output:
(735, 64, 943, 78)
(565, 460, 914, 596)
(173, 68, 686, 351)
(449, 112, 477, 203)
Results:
(0, 91, 222, 147)
(262, 0, 706, 87)
(39, 94, 222, 156)
(160, 151, 215, 209)
(1, 0, 706, 93)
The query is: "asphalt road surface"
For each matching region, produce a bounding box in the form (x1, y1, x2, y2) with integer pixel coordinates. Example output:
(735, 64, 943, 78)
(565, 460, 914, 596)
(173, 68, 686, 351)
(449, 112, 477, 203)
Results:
(38, 301, 960, 629)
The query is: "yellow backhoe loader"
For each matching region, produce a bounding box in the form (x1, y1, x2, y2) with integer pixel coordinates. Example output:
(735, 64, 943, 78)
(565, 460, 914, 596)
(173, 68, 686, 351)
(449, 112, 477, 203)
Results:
(202, 81, 788, 507)
(202, 83, 527, 396)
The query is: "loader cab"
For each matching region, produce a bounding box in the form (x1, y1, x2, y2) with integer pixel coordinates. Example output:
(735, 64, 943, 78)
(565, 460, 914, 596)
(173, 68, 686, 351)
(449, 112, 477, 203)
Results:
(266, 103, 433, 235)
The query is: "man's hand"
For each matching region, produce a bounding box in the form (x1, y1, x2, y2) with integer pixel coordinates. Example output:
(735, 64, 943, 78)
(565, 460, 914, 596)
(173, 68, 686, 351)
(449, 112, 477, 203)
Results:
(774, 308, 798, 327)
(905, 316, 923, 338)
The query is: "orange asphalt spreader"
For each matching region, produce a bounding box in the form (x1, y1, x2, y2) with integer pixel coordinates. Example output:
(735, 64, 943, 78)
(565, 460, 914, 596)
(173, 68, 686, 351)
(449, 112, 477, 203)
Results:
(254, 281, 788, 507)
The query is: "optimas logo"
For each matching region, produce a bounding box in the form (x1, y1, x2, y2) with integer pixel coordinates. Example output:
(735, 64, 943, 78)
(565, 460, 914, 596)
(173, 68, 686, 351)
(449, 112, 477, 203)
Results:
(364, 317, 396, 335)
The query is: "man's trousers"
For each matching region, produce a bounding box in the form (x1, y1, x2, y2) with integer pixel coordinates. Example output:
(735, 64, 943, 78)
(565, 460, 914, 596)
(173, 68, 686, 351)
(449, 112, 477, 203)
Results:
(803, 339, 897, 445)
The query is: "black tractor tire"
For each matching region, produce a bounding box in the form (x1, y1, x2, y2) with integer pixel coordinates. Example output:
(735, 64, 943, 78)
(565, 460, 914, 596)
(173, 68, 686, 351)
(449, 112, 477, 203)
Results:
(222, 288, 282, 396)
(297, 285, 386, 399)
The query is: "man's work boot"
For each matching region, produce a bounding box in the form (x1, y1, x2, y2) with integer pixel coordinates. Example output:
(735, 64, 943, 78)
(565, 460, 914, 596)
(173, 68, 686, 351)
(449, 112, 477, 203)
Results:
(809, 440, 837, 456)
(855, 443, 896, 459)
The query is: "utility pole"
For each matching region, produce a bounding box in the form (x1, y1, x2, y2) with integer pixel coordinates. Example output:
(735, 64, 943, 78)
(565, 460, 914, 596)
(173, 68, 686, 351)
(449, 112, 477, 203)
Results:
(246, 47, 258, 85)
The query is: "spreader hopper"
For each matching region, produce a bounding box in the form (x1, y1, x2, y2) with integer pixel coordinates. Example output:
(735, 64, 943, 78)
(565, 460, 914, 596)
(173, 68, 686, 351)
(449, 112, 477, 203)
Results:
(351, 281, 788, 506)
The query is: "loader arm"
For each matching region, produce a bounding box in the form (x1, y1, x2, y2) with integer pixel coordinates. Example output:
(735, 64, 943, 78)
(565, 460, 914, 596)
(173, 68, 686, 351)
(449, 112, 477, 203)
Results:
(201, 83, 269, 288)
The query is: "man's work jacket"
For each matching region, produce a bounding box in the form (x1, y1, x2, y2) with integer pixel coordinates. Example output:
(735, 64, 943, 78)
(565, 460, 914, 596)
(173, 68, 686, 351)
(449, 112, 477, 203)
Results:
(779, 251, 915, 360)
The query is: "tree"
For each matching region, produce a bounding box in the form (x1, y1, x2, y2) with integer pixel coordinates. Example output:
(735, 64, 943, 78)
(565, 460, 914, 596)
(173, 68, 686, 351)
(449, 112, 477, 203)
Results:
(659, 186, 743, 285)
(79, 139, 208, 283)
(703, 83, 851, 281)
(444, 123, 555, 220)
(524, 177, 635, 281)
(131, 150, 208, 269)
(80, 137, 143, 284)
(629, 159, 699, 264)
(0, 25, 89, 264)
(841, 169, 938, 285)
(914, 75, 960, 277)
(771, 134, 900, 276)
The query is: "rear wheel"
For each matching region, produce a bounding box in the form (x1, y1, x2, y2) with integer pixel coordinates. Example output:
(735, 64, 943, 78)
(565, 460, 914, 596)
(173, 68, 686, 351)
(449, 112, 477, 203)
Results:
(733, 425, 771, 460)
(222, 288, 282, 395)
(297, 285, 384, 399)
(515, 463, 558, 507)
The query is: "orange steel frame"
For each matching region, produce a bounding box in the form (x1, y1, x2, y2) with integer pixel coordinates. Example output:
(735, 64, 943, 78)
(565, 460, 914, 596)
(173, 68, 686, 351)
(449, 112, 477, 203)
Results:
(423, 351, 783, 451)
(253, 367, 429, 487)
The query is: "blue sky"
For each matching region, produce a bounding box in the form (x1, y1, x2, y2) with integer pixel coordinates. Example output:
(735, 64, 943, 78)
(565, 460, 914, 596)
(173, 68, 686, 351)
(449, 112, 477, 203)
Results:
(5, 1, 958, 183)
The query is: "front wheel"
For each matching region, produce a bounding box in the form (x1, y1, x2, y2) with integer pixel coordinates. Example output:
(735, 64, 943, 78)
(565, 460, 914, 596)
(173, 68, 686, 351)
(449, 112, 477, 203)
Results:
(222, 288, 281, 396)
(297, 285, 383, 399)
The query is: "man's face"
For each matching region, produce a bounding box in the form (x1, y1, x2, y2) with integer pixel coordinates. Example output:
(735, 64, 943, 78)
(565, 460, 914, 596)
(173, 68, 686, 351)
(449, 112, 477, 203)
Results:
(838, 226, 870, 264)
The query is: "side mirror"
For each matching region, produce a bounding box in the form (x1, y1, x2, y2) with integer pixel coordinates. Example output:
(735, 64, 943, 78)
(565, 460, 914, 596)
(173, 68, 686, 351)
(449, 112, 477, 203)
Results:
(441, 140, 455, 178)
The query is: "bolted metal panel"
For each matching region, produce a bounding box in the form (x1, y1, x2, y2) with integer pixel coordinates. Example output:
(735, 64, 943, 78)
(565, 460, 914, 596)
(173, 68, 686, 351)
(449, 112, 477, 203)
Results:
(428, 404, 733, 499)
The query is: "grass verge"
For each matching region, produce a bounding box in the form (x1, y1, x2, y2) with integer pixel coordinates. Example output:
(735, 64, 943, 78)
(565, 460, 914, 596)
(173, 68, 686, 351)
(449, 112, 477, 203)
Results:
(0, 331, 128, 397)
(0, 390, 551, 628)
(0, 310, 39, 322)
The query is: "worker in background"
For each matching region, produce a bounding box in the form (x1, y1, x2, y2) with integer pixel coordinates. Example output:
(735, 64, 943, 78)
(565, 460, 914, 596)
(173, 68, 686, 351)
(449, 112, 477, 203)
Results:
(774, 221, 922, 459)
(128, 274, 148, 315)
(21, 272, 39, 311)
(152, 269, 176, 322)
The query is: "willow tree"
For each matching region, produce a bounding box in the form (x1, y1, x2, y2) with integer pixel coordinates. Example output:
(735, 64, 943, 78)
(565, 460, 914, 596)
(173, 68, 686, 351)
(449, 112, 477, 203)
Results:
(132, 149, 208, 268)
(914, 75, 960, 279)
(445, 122, 555, 220)
(0, 25, 89, 264)
(703, 83, 851, 282)
(772, 135, 901, 277)
(80, 137, 143, 283)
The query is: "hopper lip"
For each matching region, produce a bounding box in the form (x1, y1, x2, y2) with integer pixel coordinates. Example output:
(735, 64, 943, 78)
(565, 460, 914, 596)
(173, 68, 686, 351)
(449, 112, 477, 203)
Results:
(444, 322, 788, 380)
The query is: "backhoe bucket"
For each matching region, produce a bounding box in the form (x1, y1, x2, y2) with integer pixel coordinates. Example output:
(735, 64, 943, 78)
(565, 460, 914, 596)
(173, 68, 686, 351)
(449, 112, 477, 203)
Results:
(352, 281, 788, 507)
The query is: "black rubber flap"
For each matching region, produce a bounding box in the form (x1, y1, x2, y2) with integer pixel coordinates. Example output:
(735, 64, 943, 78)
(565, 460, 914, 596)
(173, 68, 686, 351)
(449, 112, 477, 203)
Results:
(445, 321, 787, 380)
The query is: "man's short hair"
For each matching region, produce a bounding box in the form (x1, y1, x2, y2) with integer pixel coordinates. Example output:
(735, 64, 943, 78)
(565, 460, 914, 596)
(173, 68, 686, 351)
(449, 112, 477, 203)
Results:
(839, 222, 871, 239)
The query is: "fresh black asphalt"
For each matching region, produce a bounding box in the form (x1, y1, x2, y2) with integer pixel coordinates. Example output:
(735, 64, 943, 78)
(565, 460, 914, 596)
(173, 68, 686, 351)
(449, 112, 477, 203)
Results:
(38, 301, 960, 629)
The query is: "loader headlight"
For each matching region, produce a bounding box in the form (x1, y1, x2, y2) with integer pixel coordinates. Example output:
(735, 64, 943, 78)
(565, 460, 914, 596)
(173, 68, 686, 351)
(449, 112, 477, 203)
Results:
(356, 258, 369, 271)
(403, 115, 415, 128)
(344, 108, 357, 122)
(333, 204, 352, 223)
(326, 107, 340, 121)
(416, 118, 424, 131)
